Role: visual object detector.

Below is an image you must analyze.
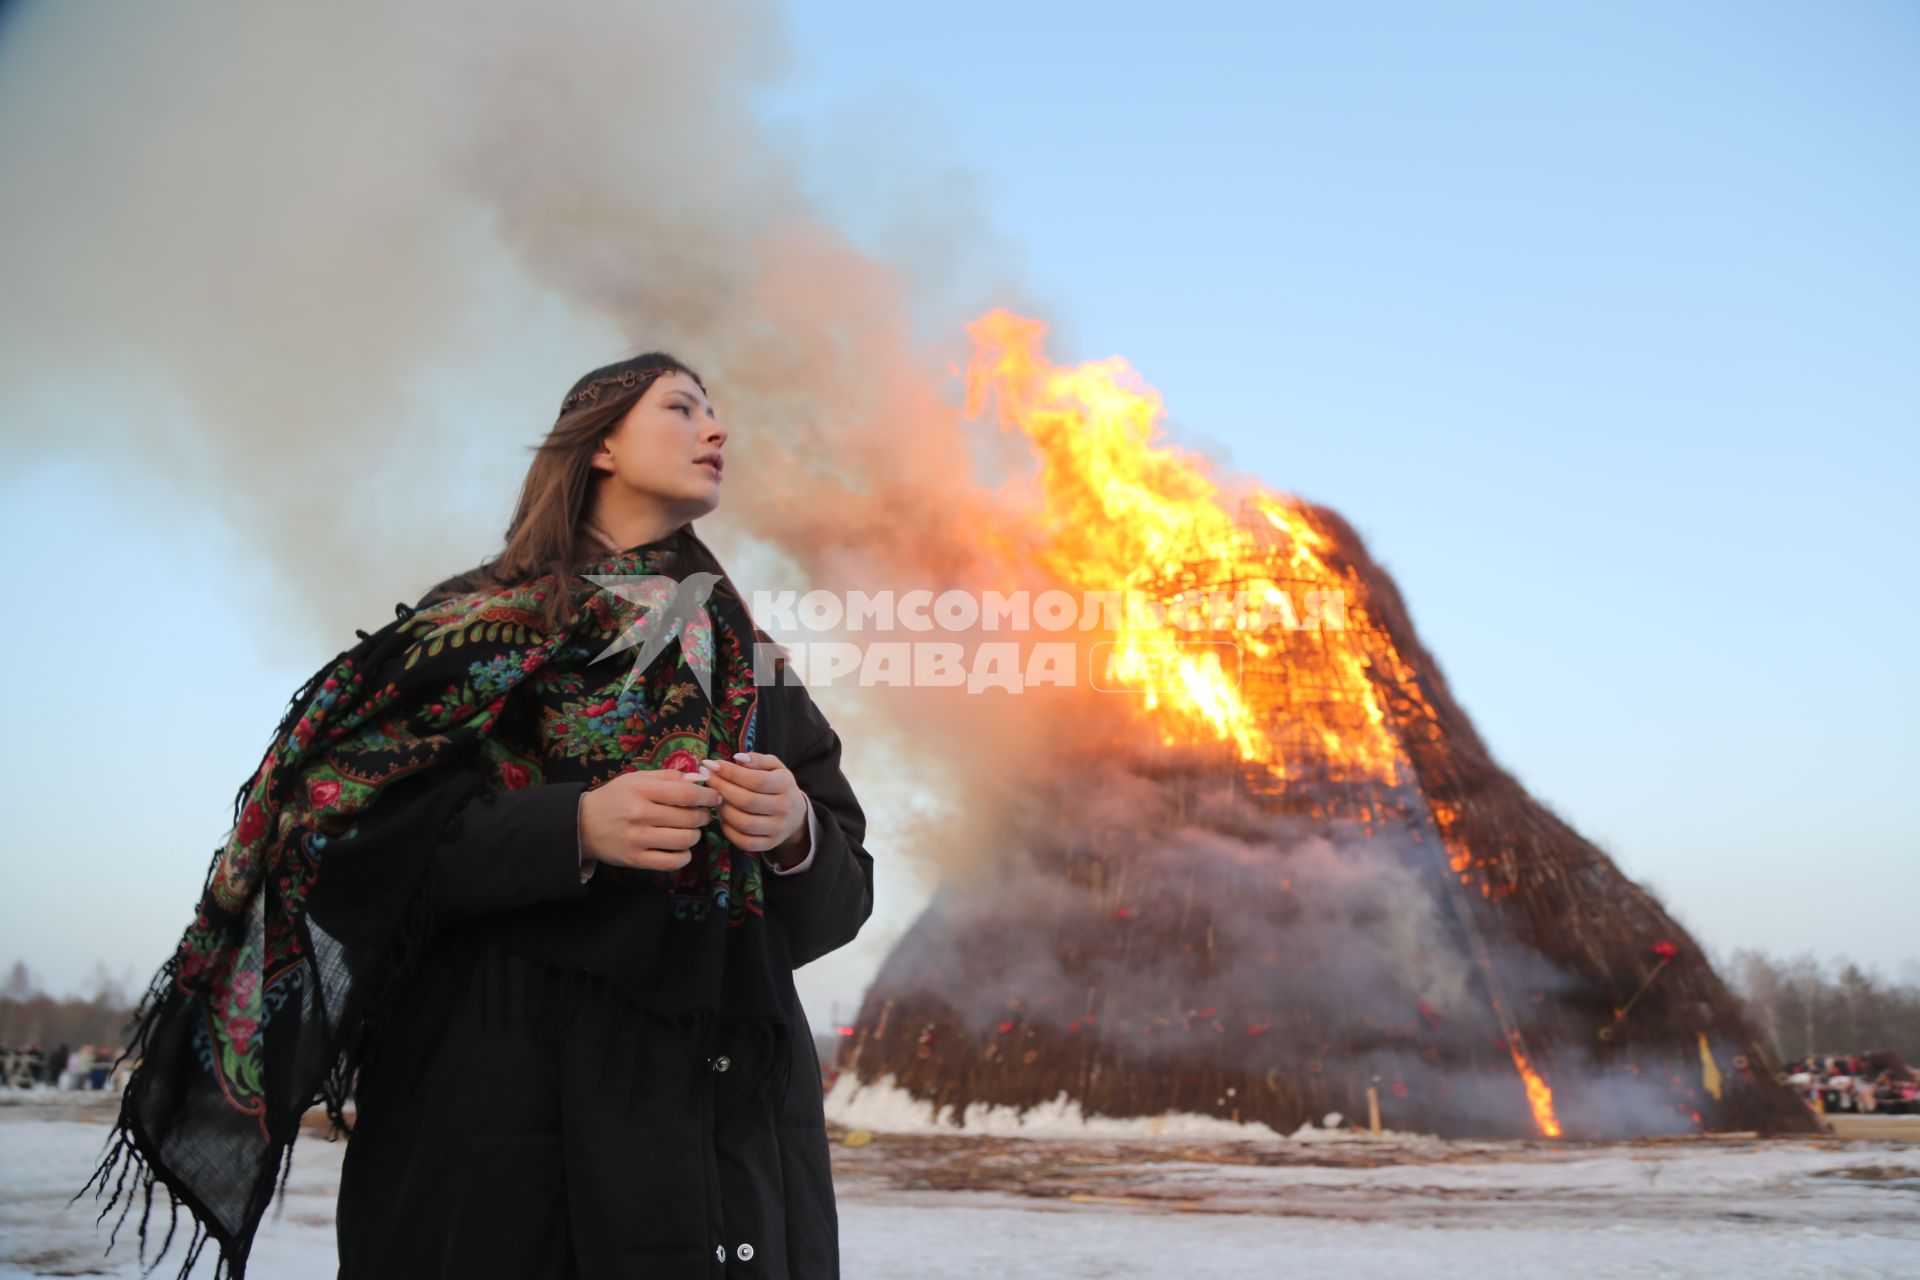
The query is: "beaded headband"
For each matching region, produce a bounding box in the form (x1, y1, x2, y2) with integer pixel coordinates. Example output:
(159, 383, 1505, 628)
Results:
(560, 368, 646, 414)
(558, 361, 706, 419)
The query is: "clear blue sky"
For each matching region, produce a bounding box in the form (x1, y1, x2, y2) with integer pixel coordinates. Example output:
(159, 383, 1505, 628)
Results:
(2, 0, 1915, 1010)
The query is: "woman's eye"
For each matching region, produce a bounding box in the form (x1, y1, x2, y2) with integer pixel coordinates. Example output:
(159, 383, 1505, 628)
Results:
(674, 404, 693, 416)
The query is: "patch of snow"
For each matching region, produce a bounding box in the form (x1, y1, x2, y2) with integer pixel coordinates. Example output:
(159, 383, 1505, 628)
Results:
(5, 1089, 1916, 1279)
(825, 1073, 1397, 1142)
(835, 1197, 1918, 1280)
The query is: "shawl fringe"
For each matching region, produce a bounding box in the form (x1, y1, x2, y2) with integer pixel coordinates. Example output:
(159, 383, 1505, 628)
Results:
(73, 950, 243, 1279)
(73, 603, 485, 1278)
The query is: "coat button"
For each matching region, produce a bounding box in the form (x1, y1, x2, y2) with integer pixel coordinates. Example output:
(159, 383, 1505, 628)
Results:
(711, 1054, 731, 1073)
(736, 1243, 755, 1261)
(715, 1244, 725, 1262)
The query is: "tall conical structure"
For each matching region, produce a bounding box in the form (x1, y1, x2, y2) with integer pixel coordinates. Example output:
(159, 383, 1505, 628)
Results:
(830, 312, 1819, 1140)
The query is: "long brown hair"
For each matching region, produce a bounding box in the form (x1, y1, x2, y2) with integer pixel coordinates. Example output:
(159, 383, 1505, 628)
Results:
(486, 353, 702, 630)
(421, 354, 779, 666)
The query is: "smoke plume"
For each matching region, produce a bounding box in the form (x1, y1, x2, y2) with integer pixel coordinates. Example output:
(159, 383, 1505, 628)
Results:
(0, 0, 1069, 877)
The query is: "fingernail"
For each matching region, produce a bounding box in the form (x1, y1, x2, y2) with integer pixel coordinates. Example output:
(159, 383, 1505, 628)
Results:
(733, 752, 752, 763)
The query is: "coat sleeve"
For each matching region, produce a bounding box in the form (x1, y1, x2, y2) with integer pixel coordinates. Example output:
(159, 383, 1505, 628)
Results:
(764, 683, 874, 969)
(430, 781, 594, 929)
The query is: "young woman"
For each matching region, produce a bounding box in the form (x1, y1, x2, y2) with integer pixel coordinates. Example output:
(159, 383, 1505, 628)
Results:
(86, 354, 874, 1280)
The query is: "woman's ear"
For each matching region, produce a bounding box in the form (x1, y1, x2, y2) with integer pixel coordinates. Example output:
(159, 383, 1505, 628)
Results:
(587, 438, 616, 475)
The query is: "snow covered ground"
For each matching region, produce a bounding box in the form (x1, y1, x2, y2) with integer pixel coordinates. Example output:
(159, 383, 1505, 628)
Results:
(3, 1087, 1916, 1278)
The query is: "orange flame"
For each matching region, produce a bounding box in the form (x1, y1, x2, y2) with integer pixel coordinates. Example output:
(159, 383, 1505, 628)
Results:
(1507, 1033, 1564, 1138)
(963, 308, 1563, 1137)
(962, 308, 1404, 788)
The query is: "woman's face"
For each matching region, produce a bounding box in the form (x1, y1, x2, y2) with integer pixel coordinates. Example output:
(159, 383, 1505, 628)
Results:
(589, 370, 728, 517)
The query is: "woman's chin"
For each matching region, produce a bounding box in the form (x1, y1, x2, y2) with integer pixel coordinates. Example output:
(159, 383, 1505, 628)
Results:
(636, 483, 722, 518)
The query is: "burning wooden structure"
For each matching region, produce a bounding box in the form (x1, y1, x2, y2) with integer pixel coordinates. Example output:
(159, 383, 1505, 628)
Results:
(833, 312, 1820, 1140)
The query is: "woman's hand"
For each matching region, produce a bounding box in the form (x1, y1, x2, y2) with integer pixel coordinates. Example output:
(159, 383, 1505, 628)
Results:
(699, 752, 809, 865)
(577, 769, 721, 871)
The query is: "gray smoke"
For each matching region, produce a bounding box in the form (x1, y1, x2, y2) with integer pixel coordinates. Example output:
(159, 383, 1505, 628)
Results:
(0, 0, 1061, 877)
(880, 744, 1585, 1060)
(866, 739, 1726, 1138)
(0, 0, 1038, 637)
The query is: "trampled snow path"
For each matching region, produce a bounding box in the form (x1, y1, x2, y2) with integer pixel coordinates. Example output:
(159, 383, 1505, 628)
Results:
(3, 1090, 1916, 1278)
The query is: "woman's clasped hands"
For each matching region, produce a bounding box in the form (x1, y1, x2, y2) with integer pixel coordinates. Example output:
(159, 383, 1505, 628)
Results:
(578, 752, 809, 872)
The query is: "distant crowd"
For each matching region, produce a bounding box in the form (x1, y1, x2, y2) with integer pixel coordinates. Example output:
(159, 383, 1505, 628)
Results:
(1785, 1052, 1918, 1115)
(1, 1043, 132, 1092)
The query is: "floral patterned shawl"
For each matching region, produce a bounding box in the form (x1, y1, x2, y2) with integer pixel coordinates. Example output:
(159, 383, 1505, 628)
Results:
(78, 527, 791, 1279)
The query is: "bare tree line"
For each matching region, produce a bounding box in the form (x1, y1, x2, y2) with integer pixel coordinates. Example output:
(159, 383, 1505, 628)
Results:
(1722, 949, 1920, 1064)
(0, 961, 139, 1053)
(4, 951, 1917, 1066)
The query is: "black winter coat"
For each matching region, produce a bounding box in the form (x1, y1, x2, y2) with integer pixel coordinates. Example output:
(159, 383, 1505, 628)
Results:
(334, 676, 872, 1279)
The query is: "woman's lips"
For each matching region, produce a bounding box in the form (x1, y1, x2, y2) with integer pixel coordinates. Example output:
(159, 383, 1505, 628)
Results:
(695, 457, 723, 479)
